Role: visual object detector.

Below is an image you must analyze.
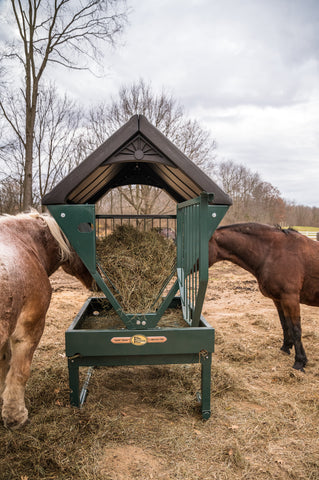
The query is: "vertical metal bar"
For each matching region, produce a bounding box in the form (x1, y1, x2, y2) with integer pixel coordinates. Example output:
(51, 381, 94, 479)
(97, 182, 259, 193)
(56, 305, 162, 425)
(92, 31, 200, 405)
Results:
(195, 204, 199, 307)
(68, 358, 80, 407)
(192, 203, 196, 321)
(191, 204, 194, 313)
(186, 206, 190, 321)
(193, 193, 209, 325)
(200, 352, 212, 420)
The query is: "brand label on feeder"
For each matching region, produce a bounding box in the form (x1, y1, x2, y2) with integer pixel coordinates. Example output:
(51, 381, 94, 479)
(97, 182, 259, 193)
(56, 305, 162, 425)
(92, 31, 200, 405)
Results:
(131, 335, 147, 346)
(111, 335, 167, 345)
(146, 336, 167, 343)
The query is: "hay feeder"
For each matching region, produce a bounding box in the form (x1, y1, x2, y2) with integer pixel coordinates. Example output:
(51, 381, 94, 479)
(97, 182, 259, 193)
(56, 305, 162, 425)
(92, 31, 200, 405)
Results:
(42, 115, 232, 419)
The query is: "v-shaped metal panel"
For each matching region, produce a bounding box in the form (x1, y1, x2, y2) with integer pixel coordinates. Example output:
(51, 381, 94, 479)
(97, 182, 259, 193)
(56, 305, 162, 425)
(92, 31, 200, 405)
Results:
(48, 194, 229, 330)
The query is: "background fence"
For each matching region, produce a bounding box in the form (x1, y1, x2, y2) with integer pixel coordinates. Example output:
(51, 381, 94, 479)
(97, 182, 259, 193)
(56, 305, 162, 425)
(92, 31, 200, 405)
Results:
(297, 231, 319, 241)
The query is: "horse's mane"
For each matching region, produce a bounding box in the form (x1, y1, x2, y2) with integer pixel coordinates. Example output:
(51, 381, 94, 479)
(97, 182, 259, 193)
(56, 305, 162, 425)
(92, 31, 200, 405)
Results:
(4, 210, 72, 262)
(217, 222, 301, 236)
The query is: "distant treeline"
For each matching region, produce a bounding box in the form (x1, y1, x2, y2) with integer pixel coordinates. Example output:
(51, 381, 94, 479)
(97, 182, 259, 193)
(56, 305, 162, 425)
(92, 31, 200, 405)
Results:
(1, 77, 316, 227)
(214, 160, 319, 227)
(1, 158, 317, 229)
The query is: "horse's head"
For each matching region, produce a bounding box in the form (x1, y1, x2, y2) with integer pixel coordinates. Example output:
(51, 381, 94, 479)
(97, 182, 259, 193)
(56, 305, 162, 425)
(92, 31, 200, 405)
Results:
(208, 231, 220, 267)
(208, 228, 230, 267)
(61, 251, 95, 291)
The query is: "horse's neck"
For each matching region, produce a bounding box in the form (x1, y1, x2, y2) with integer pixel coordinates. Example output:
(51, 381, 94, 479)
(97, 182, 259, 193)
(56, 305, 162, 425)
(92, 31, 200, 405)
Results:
(214, 229, 264, 276)
(28, 222, 62, 276)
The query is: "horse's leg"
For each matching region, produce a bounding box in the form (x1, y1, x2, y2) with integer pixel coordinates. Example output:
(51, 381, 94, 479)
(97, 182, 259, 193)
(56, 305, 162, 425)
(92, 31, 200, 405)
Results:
(1, 311, 46, 429)
(0, 340, 11, 397)
(280, 297, 307, 371)
(273, 300, 293, 354)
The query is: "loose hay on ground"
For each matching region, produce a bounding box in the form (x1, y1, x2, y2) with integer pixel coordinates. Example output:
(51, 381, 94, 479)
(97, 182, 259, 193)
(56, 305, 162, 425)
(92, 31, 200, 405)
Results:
(1, 264, 319, 480)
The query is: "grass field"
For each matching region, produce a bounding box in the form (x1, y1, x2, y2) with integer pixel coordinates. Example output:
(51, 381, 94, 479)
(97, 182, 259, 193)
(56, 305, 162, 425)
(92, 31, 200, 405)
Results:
(293, 226, 319, 231)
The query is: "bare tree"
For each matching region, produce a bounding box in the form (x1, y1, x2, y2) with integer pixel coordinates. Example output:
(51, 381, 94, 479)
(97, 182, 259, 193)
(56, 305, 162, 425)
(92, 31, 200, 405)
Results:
(284, 203, 319, 228)
(83, 79, 216, 170)
(33, 84, 82, 207)
(0, 0, 128, 210)
(79, 79, 216, 214)
(216, 159, 284, 224)
(0, 83, 82, 211)
(0, 177, 21, 214)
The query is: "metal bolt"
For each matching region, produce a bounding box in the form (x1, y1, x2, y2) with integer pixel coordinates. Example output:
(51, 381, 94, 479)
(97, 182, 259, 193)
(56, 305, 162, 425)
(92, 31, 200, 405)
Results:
(136, 320, 141, 325)
(61, 212, 66, 218)
(212, 212, 217, 218)
(142, 321, 146, 326)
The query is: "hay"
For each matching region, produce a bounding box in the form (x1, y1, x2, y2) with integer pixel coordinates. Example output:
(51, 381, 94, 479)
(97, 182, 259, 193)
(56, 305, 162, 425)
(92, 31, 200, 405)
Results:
(96, 225, 176, 313)
(79, 307, 188, 330)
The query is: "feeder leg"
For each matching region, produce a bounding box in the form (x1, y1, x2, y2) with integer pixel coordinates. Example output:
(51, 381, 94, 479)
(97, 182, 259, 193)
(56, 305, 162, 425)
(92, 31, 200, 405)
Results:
(200, 352, 212, 420)
(68, 358, 80, 407)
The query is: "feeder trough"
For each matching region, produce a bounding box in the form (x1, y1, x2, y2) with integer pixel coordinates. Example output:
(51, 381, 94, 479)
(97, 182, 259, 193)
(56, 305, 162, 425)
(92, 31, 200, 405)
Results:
(42, 115, 232, 419)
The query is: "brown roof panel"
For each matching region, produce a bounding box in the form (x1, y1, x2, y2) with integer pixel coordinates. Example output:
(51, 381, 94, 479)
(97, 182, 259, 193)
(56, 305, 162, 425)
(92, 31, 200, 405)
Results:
(42, 115, 232, 206)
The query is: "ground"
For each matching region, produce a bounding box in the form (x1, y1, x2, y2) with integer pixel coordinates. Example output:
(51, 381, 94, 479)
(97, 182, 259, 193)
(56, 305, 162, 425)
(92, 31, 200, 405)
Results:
(1, 263, 319, 480)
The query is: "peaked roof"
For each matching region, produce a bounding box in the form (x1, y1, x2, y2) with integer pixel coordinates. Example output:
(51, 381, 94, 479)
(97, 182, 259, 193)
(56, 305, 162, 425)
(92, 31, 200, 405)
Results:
(42, 115, 232, 206)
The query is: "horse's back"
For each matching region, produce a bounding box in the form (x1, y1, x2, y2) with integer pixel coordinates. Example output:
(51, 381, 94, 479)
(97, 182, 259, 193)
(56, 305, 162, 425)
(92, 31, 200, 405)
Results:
(258, 229, 319, 306)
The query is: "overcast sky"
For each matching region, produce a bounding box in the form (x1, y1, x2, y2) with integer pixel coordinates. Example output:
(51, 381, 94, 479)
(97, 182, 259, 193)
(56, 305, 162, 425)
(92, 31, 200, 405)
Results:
(1, 0, 319, 207)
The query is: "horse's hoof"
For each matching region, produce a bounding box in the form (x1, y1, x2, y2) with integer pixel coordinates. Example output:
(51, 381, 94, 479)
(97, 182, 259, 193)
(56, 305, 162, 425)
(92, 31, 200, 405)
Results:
(3, 416, 29, 430)
(292, 362, 305, 372)
(2, 405, 29, 430)
(280, 345, 291, 355)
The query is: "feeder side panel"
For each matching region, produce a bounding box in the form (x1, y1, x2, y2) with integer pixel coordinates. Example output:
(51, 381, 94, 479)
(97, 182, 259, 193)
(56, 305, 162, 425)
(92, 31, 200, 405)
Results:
(47, 204, 96, 273)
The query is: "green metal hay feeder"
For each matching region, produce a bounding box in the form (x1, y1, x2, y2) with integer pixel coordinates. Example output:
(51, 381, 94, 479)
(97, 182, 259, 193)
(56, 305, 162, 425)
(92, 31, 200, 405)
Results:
(42, 115, 232, 419)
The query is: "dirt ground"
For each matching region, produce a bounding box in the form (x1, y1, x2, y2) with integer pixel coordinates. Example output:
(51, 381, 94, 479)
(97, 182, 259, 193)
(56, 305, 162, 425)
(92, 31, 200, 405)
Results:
(1, 262, 319, 480)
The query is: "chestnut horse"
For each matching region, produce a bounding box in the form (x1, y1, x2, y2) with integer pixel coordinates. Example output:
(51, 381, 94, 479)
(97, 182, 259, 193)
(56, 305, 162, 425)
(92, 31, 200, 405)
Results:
(0, 211, 93, 428)
(209, 223, 319, 372)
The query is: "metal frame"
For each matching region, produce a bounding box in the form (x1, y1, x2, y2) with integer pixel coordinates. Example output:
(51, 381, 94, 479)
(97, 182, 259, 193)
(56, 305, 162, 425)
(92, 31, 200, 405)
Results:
(96, 214, 176, 238)
(48, 194, 227, 328)
(43, 116, 232, 419)
(48, 193, 229, 419)
(66, 296, 214, 420)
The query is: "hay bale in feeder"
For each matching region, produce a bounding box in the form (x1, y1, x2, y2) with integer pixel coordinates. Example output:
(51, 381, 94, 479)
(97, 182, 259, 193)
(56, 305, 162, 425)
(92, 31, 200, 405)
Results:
(96, 224, 176, 313)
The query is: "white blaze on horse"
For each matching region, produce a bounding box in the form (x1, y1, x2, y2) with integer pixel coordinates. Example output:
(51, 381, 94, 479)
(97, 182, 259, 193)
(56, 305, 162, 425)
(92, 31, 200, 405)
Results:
(0, 211, 93, 429)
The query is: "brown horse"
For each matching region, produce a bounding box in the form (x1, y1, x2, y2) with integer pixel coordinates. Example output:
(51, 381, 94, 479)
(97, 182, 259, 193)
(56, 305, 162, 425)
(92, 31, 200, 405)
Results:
(209, 223, 319, 372)
(0, 211, 93, 429)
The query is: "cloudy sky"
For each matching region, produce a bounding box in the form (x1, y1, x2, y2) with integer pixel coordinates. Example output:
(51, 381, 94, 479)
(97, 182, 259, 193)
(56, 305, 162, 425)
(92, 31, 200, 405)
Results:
(1, 0, 319, 207)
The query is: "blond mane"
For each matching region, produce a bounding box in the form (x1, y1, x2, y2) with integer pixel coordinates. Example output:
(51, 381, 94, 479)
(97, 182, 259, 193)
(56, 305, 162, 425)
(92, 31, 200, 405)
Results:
(13, 210, 72, 262)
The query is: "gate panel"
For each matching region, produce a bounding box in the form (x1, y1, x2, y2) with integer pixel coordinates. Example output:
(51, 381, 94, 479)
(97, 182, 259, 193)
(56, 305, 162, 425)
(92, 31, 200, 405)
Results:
(177, 192, 228, 327)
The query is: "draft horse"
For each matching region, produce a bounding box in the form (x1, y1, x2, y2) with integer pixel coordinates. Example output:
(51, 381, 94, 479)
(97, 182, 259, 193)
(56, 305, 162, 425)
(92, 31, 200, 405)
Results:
(0, 211, 93, 428)
(209, 223, 319, 371)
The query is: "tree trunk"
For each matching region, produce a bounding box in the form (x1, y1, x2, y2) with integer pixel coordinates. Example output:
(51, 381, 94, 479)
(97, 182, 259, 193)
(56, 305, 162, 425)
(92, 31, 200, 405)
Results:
(23, 66, 38, 211)
(23, 124, 34, 210)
